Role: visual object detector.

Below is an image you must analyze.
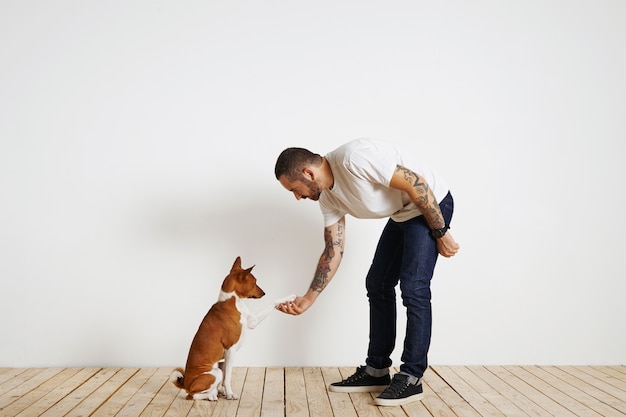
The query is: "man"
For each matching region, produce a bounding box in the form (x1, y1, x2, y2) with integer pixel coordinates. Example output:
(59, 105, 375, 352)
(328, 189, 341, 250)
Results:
(274, 138, 459, 406)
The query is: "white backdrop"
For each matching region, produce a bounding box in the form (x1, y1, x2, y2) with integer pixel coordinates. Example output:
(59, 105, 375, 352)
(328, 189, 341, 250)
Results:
(1, 1, 625, 368)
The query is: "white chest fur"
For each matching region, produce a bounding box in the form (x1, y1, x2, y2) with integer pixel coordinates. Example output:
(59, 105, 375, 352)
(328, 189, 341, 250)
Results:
(218, 291, 249, 352)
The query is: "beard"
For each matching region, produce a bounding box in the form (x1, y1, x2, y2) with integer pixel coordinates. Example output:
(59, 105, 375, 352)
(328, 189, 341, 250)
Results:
(303, 178, 322, 201)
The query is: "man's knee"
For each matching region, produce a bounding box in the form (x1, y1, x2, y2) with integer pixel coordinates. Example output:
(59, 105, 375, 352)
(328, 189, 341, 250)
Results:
(400, 285, 431, 308)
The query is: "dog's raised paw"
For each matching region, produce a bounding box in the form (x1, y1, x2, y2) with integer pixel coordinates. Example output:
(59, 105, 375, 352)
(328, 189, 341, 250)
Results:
(274, 294, 297, 305)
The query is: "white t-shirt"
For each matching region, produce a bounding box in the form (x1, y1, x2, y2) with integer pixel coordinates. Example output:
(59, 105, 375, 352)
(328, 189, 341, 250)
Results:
(319, 138, 449, 227)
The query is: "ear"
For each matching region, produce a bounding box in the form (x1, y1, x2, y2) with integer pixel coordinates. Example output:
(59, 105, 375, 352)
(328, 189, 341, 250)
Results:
(303, 167, 314, 181)
(231, 256, 242, 272)
(236, 265, 255, 282)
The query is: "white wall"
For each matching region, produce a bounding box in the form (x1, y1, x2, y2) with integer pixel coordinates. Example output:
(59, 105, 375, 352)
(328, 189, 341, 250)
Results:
(1, 0, 625, 368)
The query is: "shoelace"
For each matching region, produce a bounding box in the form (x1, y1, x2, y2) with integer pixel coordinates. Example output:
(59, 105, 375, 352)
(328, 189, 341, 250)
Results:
(384, 376, 410, 397)
(345, 367, 368, 383)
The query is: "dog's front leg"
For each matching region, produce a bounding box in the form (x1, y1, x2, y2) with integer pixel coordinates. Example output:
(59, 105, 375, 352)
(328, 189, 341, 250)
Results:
(222, 348, 239, 400)
(247, 294, 296, 329)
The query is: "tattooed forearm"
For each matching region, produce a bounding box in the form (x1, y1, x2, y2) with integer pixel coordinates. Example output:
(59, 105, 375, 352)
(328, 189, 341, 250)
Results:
(311, 218, 345, 293)
(397, 165, 430, 206)
(395, 165, 445, 229)
(311, 265, 330, 293)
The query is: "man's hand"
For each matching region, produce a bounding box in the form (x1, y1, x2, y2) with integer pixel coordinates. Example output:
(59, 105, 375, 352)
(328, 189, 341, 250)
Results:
(276, 295, 313, 316)
(436, 232, 460, 258)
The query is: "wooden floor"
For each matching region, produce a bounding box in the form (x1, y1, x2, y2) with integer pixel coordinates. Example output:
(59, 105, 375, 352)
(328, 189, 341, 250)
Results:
(0, 366, 624, 417)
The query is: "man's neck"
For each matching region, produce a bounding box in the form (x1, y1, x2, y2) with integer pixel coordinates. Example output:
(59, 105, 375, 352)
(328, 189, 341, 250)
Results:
(321, 157, 335, 190)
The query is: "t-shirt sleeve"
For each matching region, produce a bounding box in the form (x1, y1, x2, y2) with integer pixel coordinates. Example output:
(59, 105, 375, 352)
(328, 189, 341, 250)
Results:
(319, 197, 346, 227)
(346, 142, 399, 187)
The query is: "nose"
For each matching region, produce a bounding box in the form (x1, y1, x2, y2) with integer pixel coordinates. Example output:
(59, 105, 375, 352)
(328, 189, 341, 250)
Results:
(294, 192, 302, 200)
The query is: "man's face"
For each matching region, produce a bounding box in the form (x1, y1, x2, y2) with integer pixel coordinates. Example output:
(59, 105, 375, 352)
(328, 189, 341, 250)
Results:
(279, 174, 322, 201)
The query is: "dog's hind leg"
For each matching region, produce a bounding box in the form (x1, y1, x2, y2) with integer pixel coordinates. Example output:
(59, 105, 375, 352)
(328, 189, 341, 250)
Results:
(188, 367, 222, 401)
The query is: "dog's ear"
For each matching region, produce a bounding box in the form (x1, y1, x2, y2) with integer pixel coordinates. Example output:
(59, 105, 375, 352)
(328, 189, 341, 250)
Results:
(231, 256, 242, 272)
(235, 265, 255, 282)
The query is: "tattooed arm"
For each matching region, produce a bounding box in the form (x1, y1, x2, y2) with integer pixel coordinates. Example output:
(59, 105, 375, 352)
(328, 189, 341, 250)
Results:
(277, 216, 346, 316)
(389, 165, 459, 258)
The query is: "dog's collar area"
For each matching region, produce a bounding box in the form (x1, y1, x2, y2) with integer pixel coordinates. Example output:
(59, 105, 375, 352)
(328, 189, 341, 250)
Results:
(218, 291, 238, 302)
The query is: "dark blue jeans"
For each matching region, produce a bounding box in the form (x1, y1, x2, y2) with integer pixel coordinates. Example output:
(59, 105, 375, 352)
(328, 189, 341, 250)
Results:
(365, 192, 454, 378)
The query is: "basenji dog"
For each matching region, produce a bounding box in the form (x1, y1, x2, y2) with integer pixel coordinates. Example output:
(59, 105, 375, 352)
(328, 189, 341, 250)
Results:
(170, 256, 295, 401)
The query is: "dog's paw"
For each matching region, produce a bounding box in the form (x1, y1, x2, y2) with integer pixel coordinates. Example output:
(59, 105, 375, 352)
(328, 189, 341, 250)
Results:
(225, 392, 239, 400)
(192, 390, 219, 401)
(273, 294, 297, 306)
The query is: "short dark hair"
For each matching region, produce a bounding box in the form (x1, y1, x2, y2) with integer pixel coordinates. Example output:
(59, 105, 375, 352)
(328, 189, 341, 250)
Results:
(274, 147, 323, 180)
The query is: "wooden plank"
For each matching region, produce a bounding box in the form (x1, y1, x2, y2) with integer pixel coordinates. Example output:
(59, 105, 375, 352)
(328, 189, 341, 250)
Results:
(550, 366, 626, 415)
(372, 392, 411, 417)
(260, 367, 284, 417)
(610, 365, 626, 378)
(0, 369, 37, 398)
(420, 377, 458, 417)
(0, 366, 621, 417)
(303, 367, 334, 417)
(592, 366, 626, 381)
(39, 368, 120, 417)
(184, 366, 251, 417)
(517, 366, 603, 417)
(285, 367, 308, 417)
(14, 368, 101, 417)
(574, 366, 626, 396)
(432, 366, 509, 417)
(235, 367, 265, 417)
(0, 369, 30, 386)
(64, 368, 139, 417)
(468, 366, 550, 417)
(187, 397, 217, 417)
(426, 366, 481, 417)
(320, 367, 358, 417)
(349, 390, 381, 417)
(0, 368, 78, 417)
(210, 367, 248, 417)
(113, 368, 171, 417)
(89, 368, 157, 417)
(162, 394, 194, 417)
(490, 366, 577, 417)
(337, 367, 381, 417)
(399, 398, 432, 417)
(0, 368, 63, 408)
(444, 366, 527, 417)
(187, 398, 217, 417)
(529, 366, 620, 417)
(137, 369, 179, 417)
(162, 372, 195, 417)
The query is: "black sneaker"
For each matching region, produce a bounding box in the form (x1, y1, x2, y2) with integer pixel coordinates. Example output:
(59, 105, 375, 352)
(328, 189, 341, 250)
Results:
(374, 373, 424, 406)
(329, 366, 391, 393)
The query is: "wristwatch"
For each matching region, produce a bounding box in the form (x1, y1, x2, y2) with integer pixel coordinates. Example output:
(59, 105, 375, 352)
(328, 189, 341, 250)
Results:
(430, 225, 449, 239)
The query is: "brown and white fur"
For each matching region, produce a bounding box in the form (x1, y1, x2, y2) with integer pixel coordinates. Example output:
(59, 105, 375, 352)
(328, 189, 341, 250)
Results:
(170, 256, 295, 400)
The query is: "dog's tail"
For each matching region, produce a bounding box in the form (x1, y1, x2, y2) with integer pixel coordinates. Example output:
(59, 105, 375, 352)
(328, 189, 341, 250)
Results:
(170, 368, 185, 389)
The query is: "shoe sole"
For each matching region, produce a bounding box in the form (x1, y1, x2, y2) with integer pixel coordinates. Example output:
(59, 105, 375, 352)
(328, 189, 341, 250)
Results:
(328, 384, 389, 393)
(374, 392, 424, 406)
